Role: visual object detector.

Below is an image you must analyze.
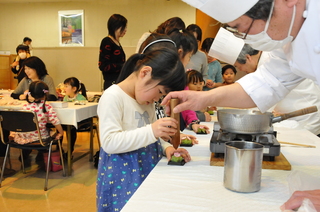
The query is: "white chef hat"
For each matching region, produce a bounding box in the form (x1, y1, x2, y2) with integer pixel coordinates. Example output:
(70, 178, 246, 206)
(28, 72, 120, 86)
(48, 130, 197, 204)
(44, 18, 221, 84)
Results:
(182, 0, 258, 23)
(209, 27, 245, 65)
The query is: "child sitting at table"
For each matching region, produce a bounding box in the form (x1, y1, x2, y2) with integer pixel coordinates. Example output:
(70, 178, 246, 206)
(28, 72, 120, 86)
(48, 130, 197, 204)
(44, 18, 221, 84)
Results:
(63, 77, 87, 102)
(222, 64, 237, 85)
(97, 47, 191, 211)
(10, 81, 63, 162)
(186, 70, 211, 122)
(62, 77, 87, 156)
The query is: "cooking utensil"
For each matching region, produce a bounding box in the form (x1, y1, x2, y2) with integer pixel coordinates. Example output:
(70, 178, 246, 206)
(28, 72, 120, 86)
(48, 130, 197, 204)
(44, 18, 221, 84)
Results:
(217, 106, 318, 134)
(224, 141, 264, 193)
(279, 141, 316, 148)
(170, 99, 180, 149)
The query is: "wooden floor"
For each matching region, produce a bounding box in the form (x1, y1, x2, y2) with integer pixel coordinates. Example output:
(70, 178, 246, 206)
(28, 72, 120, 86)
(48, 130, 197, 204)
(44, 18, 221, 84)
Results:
(0, 131, 99, 212)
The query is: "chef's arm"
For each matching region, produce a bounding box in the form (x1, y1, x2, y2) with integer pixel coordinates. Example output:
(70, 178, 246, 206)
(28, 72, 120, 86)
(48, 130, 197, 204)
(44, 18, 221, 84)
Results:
(162, 83, 256, 114)
(208, 82, 256, 108)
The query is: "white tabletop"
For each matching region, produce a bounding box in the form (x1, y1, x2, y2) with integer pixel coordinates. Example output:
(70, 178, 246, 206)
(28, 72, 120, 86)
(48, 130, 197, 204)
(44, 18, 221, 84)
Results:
(51, 102, 98, 128)
(0, 101, 98, 128)
(122, 122, 320, 212)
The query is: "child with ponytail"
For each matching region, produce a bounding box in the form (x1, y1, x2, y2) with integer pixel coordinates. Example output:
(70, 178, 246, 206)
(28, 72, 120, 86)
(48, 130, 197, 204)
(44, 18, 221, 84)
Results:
(97, 47, 191, 211)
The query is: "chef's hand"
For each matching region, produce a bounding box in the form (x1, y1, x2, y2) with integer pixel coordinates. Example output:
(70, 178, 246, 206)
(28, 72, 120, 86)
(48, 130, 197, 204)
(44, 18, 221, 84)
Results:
(165, 146, 191, 162)
(152, 117, 178, 139)
(280, 190, 320, 211)
(161, 90, 209, 115)
(180, 134, 198, 145)
(192, 124, 210, 134)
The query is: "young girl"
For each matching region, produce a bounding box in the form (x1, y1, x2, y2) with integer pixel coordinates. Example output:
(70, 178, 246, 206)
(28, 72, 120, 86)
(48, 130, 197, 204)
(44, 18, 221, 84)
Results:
(97, 48, 191, 211)
(137, 33, 200, 143)
(186, 70, 211, 122)
(62, 77, 87, 154)
(222, 64, 237, 85)
(11, 81, 63, 145)
(63, 77, 87, 102)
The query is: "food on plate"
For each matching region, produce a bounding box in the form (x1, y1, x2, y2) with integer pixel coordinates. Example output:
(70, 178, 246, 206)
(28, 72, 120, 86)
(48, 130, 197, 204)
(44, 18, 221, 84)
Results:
(170, 152, 183, 163)
(181, 136, 193, 146)
(197, 127, 207, 134)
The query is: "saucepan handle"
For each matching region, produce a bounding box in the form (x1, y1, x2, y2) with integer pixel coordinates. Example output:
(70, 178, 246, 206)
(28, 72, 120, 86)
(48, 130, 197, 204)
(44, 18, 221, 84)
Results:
(272, 106, 318, 123)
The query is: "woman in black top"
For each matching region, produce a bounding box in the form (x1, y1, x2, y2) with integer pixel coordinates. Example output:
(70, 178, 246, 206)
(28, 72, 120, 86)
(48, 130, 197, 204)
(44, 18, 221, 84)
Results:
(98, 14, 127, 90)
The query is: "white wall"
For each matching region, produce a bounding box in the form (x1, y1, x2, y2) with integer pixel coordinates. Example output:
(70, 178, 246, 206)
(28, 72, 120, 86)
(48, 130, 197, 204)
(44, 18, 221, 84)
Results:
(0, 0, 196, 91)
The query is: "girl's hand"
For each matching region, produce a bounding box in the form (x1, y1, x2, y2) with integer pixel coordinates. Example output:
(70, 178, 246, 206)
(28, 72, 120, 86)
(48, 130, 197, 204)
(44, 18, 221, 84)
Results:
(19, 94, 26, 100)
(180, 133, 198, 145)
(152, 117, 178, 139)
(192, 124, 210, 134)
(20, 90, 29, 100)
(165, 146, 191, 162)
(204, 112, 211, 122)
(55, 133, 63, 140)
(206, 79, 214, 88)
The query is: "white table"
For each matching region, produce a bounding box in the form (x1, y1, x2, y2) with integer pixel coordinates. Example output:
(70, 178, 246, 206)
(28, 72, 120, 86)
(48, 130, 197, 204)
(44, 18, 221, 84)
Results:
(52, 102, 98, 176)
(0, 102, 98, 176)
(122, 122, 320, 212)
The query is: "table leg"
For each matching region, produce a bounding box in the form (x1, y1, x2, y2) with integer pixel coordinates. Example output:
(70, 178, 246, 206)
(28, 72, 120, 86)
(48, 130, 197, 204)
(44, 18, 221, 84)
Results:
(67, 125, 72, 176)
(89, 117, 94, 162)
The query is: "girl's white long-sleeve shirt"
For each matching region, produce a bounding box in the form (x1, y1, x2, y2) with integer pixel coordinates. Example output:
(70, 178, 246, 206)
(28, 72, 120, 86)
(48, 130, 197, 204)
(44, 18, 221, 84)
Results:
(97, 85, 171, 154)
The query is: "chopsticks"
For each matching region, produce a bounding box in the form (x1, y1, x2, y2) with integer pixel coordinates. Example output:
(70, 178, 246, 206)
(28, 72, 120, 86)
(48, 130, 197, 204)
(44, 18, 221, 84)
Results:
(279, 141, 316, 148)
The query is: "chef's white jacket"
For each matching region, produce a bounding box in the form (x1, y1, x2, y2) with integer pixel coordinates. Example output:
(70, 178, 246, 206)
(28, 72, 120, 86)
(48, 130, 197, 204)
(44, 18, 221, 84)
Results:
(237, 0, 320, 113)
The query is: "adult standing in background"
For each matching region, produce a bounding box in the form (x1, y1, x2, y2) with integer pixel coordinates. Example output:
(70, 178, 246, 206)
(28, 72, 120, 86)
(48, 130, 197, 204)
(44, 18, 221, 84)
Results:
(98, 14, 127, 90)
(10, 44, 31, 83)
(185, 24, 211, 88)
(200, 38, 223, 90)
(135, 17, 186, 53)
(22, 37, 33, 55)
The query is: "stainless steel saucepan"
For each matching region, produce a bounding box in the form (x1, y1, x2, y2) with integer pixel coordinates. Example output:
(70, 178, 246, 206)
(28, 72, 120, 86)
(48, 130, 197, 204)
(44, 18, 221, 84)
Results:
(217, 106, 318, 134)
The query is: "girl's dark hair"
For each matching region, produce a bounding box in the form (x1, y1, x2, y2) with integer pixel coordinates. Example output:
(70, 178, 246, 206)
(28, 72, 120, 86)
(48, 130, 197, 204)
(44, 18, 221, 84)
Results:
(16, 44, 30, 54)
(27, 81, 49, 113)
(168, 28, 198, 57)
(64, 77, 87, 98)
(245, 0, 273, 21)
(186, 24, 202, 42)
(186, 70, 204, 85)
(108, 14, 127, 38)
(222, 65, 237, 75)
(117, 48, 185, 92)
(201, 38, 214, 53)
(22, 56, 48, 79)
(138, 33, 176, 54)
(155, 17, 185, 34)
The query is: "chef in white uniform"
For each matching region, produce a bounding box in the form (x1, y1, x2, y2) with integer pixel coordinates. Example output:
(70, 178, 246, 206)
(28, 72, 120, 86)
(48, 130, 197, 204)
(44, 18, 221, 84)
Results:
(162, 0, 320, 210)
(210, 29, 320, 136)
